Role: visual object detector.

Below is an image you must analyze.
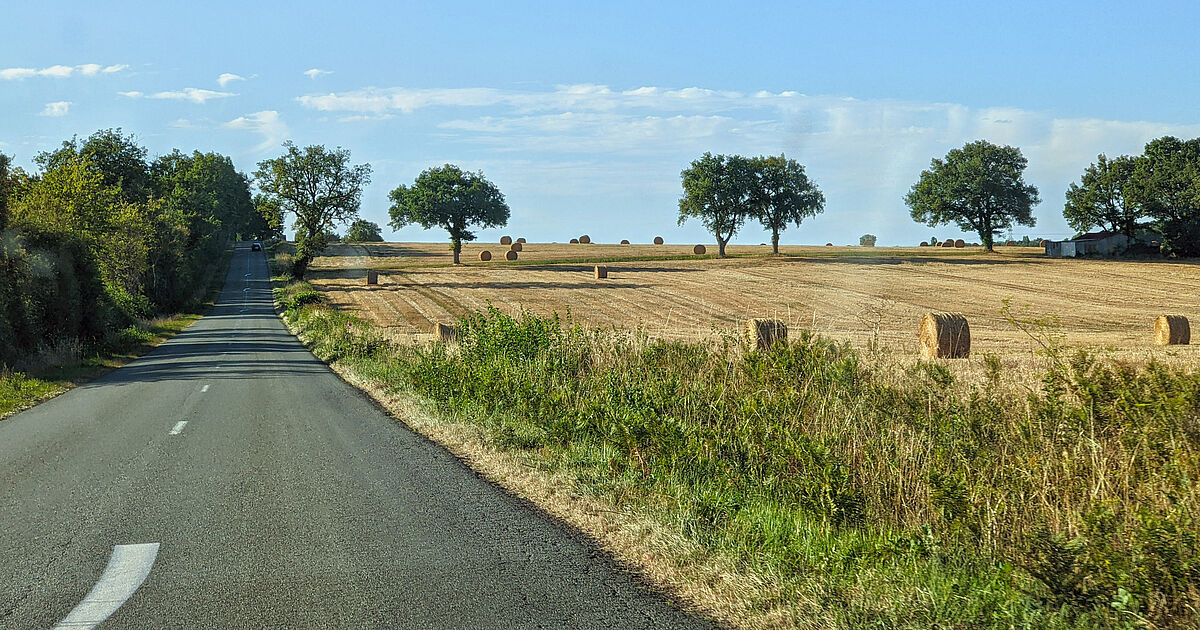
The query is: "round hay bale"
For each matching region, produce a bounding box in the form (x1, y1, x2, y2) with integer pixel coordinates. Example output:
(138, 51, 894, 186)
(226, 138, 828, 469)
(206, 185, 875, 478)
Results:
(594, 265, 608, 279)
(500, 235, 512, 245)
(919, 313, 970, 359)
(919, 242, 930, 247)
(479, 250, 492, 262)
(954, 239, 965, 248)
(579, 234, 591, 244)
(653, 236, 664, 245)
(432, 322, 460, 343)
(570, 238, 579, 244)
(510, 242, 523, 252)
(826, 243, 834, 247)
(746, 318, 787, 352)
(941, 240, 955, 248)
(1155, 315, 1190, 346)
(505, 250, 518, 261)
(366, 270, 379, 285)
(620, 239, 630, 245)
(1005, 240, 1017, 246)
(517, 237, 526, 244)
(693, 244, 707, 255)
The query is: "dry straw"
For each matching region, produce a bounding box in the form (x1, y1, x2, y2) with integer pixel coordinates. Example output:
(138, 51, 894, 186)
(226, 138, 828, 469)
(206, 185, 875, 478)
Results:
(594, 265, 608, 279)
(366, 270, 379, 285)
(500, 236, 512, 245)
(954, 239, 965, 248)
(479, 250, 492, 262)
(579, 235, 591, 244)
(1155, 315, 1190, 345)
(746, 318, 787, 351)
(693, 244, 707, 255)
(918, 312, 971, 359)
(653, 236, 664, 245)
(432, 322, 460, 343)
(510, 242, 523, 252)
(505, 250, 518, 261)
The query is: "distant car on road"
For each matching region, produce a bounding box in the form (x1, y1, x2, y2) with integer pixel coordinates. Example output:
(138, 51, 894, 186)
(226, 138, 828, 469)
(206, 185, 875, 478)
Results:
(251, 242, 262, 251)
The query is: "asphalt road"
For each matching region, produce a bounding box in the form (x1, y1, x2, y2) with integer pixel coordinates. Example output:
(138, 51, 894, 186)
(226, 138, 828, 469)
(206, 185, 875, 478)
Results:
(0, 243, 712, 629)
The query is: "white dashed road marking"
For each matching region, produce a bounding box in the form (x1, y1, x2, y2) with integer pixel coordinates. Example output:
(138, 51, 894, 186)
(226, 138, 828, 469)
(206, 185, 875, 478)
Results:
(54, 543, 160, 629)
(201, 385, 209, 393)
(169, 421, 187, 435)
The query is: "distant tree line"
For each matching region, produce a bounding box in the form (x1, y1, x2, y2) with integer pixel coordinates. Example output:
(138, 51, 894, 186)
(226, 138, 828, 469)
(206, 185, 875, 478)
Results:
(0, 129, 267, 367)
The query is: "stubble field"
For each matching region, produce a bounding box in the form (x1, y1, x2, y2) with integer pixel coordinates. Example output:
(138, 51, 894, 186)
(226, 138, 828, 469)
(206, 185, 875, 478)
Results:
(305, 240, 1200, 376)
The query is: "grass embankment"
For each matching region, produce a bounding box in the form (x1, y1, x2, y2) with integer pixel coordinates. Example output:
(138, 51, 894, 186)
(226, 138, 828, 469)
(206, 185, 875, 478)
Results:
(276, 276, 1199, 629)
(0, 250, 231, 419)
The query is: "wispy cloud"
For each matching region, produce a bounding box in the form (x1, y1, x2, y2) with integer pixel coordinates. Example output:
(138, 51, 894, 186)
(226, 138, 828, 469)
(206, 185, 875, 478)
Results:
(0, 63, 126, 80)
(217, 73, 245, 88)
(223, 110, 289, 151)
(303, 68, 332, 80)
(120, 88, 235, 104)
(39, 101, 71, 117)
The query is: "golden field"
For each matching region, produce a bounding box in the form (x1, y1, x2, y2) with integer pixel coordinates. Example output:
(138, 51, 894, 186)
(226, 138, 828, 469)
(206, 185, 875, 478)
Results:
(305, 240, 1200, 371)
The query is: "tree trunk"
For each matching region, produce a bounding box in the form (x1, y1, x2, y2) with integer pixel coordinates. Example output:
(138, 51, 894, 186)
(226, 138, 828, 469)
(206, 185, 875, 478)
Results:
(292, 254, 311, 280)
(717, 236, 727, 257)
(451, 237, 461, 265)
(771, 230, 780, 255)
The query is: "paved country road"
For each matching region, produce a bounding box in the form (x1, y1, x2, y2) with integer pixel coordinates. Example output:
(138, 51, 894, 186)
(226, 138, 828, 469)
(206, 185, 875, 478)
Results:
(0, 244, 713, 629)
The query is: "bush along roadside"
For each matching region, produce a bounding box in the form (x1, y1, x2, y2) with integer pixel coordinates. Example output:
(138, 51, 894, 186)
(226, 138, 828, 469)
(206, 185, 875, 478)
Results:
(276, 289, 1200, 629)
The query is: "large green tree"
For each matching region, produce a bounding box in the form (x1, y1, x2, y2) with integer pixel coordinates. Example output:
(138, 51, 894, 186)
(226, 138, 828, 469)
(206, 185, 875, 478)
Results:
(254, 142, 371, 278)
(388, 164, 509, 264)
(678, 153, 754, 257)
(905, 140, 1040, 251)
(345, 219, 384, 242)
(39, 129, 152, 205)
(1063, 154, 1142, 241)
(1132, 136, 1200, 257)
(750, 154, 824, 254)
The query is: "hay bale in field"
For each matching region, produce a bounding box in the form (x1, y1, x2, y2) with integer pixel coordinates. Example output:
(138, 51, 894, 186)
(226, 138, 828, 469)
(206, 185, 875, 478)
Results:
(517, 237, 526, 244)
(1155, 315, 1190, 345)
(954, 239, 965, 248)
(594, 265, 608, 279)
(570, 238, 580, 244)
(919, 312, 970, 359)
(919, 242, 930, 247)
(620, 239, 630, 245)
(500, 235, 512, 245)
(579, 234, 591, 244)
(826, 243, 834, 247)
(505, 250, 518, 261)
(479, 250, 492, 262)
(941, 240, 955, 248)
(653, 236, 664, 245)
(693, 244, 707, 255)
(746, 318, 787, 351)
(366, 270, 379, 285)
(510, 242, 523, 252)
(432, 322, 460, 343)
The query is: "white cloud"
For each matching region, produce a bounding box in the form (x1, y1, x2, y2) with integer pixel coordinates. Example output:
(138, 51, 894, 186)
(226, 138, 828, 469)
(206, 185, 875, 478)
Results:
(0, 63, 128, 80)
(39, 101, 71, 117)
(121, 88, 235, 104)
(217, 73, 245, 88)
(223, 110, 289, 151)
(304, 68, 332, 79)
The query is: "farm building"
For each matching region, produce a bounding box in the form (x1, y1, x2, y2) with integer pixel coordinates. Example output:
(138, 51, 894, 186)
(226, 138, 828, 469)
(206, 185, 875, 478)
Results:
(1045, 231, 1131, 258)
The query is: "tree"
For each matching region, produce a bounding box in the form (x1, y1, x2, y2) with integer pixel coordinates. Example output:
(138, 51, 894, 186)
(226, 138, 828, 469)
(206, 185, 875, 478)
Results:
(1063, 154, 1142, 241)
(388, 165, 509, 265)
(750, 154, 825, 254)
(678, 153, 754, 257)
(1131, 136, 1200, 257)
(905, 140, 1040, 251)
(254, 142, 371, 278)
(0, 153, 12, 232)
(859, 234, 877, 247)
(247, 194, 284, 242)
(345, 219, 384, 242)
(39, 129, 152, 205)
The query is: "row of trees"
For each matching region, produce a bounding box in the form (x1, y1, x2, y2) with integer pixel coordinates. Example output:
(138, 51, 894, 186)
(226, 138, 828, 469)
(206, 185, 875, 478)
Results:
(0, 129, 265, 367)
(677, 153, 825, 256)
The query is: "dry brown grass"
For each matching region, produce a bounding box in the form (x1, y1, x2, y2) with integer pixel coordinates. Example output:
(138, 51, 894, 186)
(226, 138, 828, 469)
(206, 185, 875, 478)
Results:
(307, 242, 1200, 379)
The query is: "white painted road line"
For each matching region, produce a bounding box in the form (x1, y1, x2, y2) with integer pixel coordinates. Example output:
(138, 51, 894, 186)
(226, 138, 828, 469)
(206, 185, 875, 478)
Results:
(169, 421, 188, 435)
(201, 384, 210, 393)
(54, 543, 160, 629)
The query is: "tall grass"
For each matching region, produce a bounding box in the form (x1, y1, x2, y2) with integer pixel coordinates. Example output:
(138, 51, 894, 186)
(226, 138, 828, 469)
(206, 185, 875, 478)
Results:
(279, 289, 1200, 628)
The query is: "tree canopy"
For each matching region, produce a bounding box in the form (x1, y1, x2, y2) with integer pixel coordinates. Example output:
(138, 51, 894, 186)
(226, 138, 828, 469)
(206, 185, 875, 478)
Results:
(345, 219, 384, 242)
(678, 153, 754, 257)
(750, 155, 825, 254)
(1134, 136, 1200, 256)
(1063, 154, 1142, 240)
(388, 164, 509, 264)
(254, 142, 371, 278)
(906, 140, 1040, 251)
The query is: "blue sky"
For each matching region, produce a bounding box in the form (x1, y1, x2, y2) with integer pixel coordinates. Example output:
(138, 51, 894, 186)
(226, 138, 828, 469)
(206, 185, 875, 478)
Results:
(3, 1, 1198, 245)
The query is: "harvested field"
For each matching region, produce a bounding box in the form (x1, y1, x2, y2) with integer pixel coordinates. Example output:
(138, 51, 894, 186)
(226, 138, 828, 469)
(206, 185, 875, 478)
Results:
(307, 242, 1200, 376)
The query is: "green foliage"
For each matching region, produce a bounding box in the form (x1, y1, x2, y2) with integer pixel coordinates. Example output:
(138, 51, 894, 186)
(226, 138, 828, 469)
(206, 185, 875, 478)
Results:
(254, 142, 371, 278)
(906, 140, 1040, 251)
(750, 154, 825, 254)
(0, 370, 63, 417)
(344, 218, 384, 242)
(388, 164, 509, 264)
(1063, 154, 1142, 241)
(1132, 136, 1200, 257)
(678, 152, 755, 257)
(859, 233, 877, 247)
